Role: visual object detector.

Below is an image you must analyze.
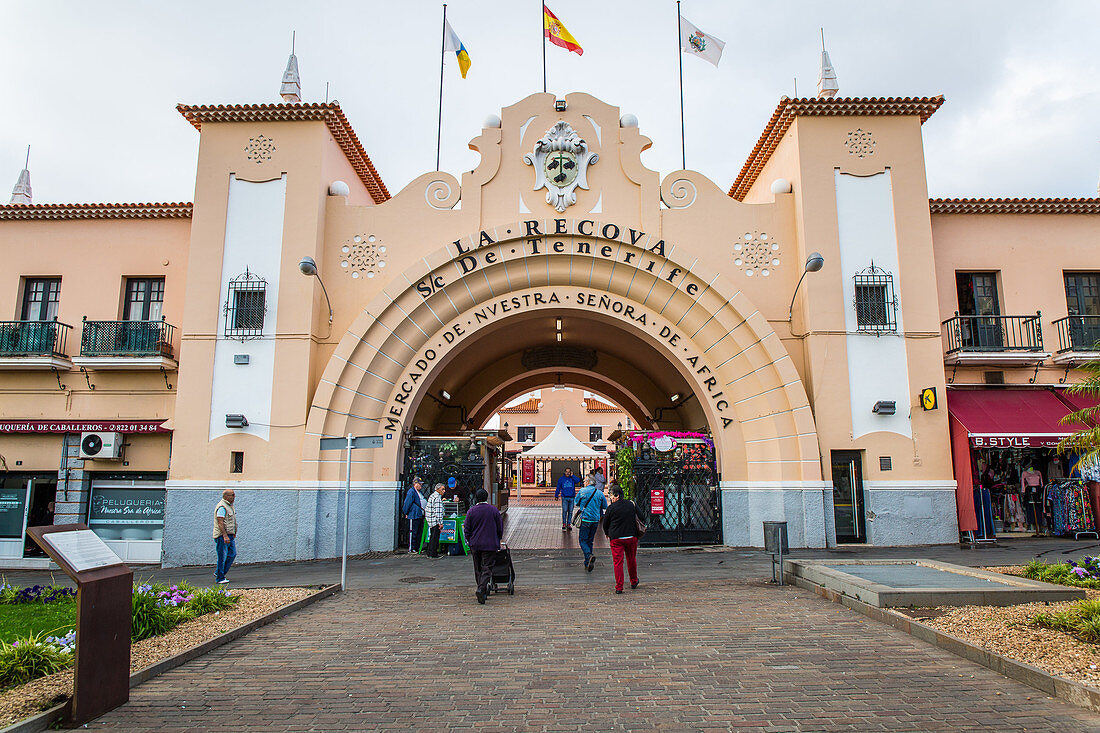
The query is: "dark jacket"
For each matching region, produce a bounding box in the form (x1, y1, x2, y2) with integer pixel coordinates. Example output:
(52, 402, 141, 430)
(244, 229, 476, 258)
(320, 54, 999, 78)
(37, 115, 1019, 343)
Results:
(464, 501, 503, 551)
(602, 498, 645, 539)
(401, 486, 425, 520)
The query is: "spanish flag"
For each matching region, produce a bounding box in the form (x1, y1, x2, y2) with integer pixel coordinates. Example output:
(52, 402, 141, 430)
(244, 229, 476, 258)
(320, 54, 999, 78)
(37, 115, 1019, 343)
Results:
(543, 4, 583, 56)
(443, 19, 471, 78)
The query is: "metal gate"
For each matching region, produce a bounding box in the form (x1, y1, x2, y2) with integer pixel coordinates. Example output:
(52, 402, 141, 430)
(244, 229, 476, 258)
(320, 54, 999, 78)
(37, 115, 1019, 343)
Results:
(398, 438, 485, 549)
(631, 450, 721, 545)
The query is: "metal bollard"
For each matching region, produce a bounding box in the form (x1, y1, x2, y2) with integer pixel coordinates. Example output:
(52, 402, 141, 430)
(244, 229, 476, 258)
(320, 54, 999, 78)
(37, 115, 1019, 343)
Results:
(763, 521, 789, 586)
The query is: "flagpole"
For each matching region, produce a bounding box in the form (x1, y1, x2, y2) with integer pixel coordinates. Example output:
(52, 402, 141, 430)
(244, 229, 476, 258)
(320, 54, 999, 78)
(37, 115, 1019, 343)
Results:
(541, 1, 547, 93)
(676, 0, 686, 170)
(436, 4, 447, 171)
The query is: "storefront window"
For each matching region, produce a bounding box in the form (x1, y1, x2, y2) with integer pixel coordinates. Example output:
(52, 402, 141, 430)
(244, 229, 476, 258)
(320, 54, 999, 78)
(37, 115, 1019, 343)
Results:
(88, 484, 165, 541)
(0, 477, 29, 539)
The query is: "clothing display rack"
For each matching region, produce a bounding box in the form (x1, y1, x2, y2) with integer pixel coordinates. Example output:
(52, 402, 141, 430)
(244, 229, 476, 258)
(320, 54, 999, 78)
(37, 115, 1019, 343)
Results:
(1045, 479, 1098, 539)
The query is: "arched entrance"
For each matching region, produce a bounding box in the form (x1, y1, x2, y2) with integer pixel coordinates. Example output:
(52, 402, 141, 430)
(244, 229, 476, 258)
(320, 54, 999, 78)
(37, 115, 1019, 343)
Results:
(304, 225, 822, 548)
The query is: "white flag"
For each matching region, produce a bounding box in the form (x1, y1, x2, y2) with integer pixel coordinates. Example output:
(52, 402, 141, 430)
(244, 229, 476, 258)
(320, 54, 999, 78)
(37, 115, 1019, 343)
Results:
(679, 16, 724, 68)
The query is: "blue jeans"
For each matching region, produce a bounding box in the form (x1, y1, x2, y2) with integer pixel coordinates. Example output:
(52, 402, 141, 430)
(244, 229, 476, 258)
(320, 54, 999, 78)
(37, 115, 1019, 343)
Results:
(578, 521, 598, 561)
(561, 496, 575, 526)
(215, 535, 236, 581)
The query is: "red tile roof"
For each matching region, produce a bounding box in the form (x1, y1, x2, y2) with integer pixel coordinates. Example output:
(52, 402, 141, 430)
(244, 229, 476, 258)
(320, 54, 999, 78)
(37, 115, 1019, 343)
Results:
(176, 103, 390, 203)
(0, 202, 193, 220)
(930, 198, 1100, 215)
(728, 96, 945, 201)
(584, 397, 620, 413)
(500, 398, 541, 413)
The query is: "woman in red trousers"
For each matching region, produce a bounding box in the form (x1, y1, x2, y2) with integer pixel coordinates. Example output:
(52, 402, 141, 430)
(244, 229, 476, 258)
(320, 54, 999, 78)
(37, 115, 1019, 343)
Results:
(601, 484, 646, 593)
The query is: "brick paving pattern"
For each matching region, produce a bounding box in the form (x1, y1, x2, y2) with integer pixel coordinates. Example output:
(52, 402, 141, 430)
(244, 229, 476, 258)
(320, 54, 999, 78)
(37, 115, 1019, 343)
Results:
(503, 504, 609, 550)
(90, 579, 1100, 732)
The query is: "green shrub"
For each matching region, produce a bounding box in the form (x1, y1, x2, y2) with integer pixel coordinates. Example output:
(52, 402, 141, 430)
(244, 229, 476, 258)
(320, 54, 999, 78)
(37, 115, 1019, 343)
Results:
(1033, 598, 1100, 643)
(1019, 560, 1100, 589)
(185, 586, 237, 616)
(0, 634, 73, 688)
(130, 591, 176, 642)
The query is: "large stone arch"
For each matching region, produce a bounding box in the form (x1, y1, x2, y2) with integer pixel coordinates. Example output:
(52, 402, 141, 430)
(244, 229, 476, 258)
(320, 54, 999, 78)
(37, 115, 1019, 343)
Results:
(304, 223, 822, 488)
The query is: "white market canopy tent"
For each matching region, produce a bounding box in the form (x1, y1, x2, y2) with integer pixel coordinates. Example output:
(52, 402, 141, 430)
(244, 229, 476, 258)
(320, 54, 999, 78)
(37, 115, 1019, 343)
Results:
(522, 414, 603, 459)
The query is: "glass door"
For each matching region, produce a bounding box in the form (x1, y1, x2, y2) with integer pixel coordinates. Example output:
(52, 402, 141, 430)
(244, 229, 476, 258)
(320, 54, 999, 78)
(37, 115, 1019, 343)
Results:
(956, 272, 1002, 349)
(831, 451, 866, 544)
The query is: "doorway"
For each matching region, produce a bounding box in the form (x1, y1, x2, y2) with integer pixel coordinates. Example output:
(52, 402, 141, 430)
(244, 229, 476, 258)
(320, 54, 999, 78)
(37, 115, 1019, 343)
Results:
(831, 451, 866, 544)
(0, 474, 56, 558)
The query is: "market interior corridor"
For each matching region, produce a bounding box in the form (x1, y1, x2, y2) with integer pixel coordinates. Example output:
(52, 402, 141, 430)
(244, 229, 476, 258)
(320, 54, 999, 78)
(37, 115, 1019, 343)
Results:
(502, 501, 610, 550)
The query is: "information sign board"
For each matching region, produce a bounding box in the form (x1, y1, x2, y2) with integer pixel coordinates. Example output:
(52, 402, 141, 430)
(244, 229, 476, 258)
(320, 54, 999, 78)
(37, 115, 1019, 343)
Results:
(651, 489, 666, 515)
(0, 486, 27, 538)
(441, 518, 458, 542)
(522, 458, 535, 483)
(41, 529, 124, 573)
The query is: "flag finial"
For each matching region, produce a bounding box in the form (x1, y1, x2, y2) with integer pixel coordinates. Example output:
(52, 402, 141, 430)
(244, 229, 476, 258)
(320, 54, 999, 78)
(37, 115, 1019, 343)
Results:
(9, 145, 31, 205)
(817, 28, 839, 99)
(280, 32, 302, 103)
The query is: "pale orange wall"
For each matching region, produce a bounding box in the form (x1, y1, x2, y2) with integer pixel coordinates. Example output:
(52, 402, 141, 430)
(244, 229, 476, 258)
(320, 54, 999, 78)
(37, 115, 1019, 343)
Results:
(496, 388, 626, 454)
(932, 212, 1100, 386)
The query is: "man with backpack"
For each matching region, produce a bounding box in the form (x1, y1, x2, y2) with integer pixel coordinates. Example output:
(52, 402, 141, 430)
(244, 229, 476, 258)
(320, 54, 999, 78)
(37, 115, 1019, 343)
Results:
(573, 476, 608, 571)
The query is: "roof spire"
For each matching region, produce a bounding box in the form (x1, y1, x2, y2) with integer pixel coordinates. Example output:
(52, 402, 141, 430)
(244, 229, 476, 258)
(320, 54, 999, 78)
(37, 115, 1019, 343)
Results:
(279, 31, 302, 103)
(817, 28, 839, 99)
(9, 145, 31, 205)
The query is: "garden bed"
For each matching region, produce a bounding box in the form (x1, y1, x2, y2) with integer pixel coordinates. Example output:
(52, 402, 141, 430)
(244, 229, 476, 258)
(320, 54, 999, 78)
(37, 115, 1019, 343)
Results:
(898, 563, 1100, 690)
(0, 586, 313, 729)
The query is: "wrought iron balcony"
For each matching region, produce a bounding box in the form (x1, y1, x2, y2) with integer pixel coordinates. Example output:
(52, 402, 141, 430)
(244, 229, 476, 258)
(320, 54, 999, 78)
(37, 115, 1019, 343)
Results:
(942, 313, 1044, 355)
(1054, 315, 1100, 354)
(0, 320, 71, 357)
(79, 318, 175, 358)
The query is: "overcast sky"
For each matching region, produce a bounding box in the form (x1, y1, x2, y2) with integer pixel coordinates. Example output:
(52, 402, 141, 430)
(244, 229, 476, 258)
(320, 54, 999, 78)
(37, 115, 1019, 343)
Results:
(3, 1, 1098, 204)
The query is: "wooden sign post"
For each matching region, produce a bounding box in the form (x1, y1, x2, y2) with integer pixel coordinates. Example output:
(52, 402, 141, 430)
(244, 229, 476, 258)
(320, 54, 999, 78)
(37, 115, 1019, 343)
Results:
(27, 523, 132, 727)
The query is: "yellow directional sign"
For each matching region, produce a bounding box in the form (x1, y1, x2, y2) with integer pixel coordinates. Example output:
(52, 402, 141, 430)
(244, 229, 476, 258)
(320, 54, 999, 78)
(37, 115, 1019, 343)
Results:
(920, 387, 938, 411)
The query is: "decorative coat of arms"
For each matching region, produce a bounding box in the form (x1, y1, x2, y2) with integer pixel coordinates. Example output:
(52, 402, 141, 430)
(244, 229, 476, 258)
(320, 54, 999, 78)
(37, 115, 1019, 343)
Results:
(523, 121, 598, 212)
(688, 31, 706, 52)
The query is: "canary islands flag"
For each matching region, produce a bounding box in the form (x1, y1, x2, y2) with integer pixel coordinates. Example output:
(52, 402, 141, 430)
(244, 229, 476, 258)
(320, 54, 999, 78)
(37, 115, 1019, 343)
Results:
(543, 4, 583, 55)
(443, 19, 471, 78)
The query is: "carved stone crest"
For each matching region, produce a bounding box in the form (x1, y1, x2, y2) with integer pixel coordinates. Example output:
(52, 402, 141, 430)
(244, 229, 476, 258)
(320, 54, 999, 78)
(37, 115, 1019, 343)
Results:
(523, 121, 598, 212)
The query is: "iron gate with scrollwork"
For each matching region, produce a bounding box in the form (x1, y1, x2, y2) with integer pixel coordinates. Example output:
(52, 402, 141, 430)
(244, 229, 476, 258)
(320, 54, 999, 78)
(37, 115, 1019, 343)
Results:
(631, 441, 720, 545)
(398, 438, 485, 549)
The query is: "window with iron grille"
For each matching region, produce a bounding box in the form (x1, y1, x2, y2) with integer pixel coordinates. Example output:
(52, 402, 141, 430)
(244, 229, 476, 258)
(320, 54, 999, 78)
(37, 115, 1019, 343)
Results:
(224, 270, 267, 340)
(853, 264, 897, 333)
(589, 426, 602, 442)
(518, 426, 536, 443)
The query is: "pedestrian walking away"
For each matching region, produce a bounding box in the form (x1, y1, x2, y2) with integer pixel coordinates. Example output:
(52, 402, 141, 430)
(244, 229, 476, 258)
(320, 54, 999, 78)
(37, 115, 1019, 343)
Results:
(573, 478, 608, 571)
(555, 467, 579, 531)
(593, 465, 607, 493)
(402, 479, 426, 553)
(601, 484, 645, 593)
(425, 483, 447, 558)
(213, 489, 237, 584)
(463, 488, 504, 604)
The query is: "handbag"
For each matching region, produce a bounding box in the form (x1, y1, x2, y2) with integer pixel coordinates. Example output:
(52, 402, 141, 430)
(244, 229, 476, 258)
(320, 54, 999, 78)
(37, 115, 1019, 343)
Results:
(571, 488, 599, 528)
(632, 500, 647, 537)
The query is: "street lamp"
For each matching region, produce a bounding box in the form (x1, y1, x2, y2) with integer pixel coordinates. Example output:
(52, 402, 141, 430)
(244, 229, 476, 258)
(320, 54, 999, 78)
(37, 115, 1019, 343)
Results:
(787, 252, 825, 322)
(298, 256, 333, 324)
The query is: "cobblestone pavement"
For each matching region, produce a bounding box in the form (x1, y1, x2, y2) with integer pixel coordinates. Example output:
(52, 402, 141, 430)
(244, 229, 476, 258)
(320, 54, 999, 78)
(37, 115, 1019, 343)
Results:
(90, 579, 1100, 732)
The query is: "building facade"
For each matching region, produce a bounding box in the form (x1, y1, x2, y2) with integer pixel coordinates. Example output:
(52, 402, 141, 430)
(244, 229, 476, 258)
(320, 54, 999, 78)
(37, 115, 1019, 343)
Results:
(0, 91, 1096, 566)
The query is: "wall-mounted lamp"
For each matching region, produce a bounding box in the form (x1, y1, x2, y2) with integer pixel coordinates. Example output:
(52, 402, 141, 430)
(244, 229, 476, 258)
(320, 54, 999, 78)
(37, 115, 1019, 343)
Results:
(554, 373, 565, 389)
(670, 393, 682, 403)
(617, 422, 623, 430)
(298, 256, 333, 324)
(554, 99, 567, 112)
(441, 389, 452, 401)
(225, 414, 249, 428)
(872, 400, 896, 415)
(556, 332, 562, 342)
(787, 252, 825, 322)
(556, 318, 562, 330)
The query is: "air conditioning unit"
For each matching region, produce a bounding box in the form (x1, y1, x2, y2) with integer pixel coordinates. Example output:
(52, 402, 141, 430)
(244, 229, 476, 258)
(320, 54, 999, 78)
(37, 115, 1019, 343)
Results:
(79, 432, 123, 460)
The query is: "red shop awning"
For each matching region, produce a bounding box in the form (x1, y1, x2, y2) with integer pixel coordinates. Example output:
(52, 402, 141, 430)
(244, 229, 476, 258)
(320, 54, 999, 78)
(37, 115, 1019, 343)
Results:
(946, 389, 1084, 449)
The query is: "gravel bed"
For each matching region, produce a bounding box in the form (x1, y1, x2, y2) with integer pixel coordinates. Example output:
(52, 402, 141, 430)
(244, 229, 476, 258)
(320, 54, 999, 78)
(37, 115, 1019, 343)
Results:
(0, 586, 315, 729)
(904, 565, 1100, 690)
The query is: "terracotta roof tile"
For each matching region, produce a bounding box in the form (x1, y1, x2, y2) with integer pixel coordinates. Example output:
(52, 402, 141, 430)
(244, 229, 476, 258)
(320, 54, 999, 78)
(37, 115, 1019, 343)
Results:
(176, 103, 390, 203)
(0, 202, 193, 220)
(930, 197, 1100, 215)
(500, 398, 540, 413)
(728, 96, 945, 201)
(584, 397, 620, 412)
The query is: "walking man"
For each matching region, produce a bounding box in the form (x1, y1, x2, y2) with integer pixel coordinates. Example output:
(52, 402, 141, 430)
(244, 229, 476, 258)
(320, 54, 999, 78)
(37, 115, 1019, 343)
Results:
(425, 482, 446, 559)
(402, 478, 426, 553)
(574, 476, 608, 571)
(555, 467, 579, 531)
(464, 488, 503, 604)
(213, 489, 237, 584)
(601, 485, 645, 594)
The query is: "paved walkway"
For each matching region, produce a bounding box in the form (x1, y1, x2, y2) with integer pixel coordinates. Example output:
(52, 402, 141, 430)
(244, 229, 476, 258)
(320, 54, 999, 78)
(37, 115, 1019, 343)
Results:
(89, 577, 1100, 732)
(503, 503, 609, 550)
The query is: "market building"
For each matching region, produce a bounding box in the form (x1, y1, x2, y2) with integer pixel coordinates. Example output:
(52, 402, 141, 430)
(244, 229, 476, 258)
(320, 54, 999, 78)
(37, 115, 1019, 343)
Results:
(0, 83, 1097, 567)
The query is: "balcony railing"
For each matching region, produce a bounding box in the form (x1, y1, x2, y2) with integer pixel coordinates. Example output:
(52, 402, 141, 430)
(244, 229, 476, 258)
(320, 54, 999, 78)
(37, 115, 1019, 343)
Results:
(0, 320, 71, 358)
(1054, 315, 1100, 354)
(80, 318, 176, 358)
(942, 312, 1044, 354)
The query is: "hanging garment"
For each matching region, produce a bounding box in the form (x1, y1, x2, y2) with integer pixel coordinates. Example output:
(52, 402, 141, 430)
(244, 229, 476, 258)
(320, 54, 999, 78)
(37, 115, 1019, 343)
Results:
(973, 487, 996, 540)
(1003, 494, 1027, 530)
